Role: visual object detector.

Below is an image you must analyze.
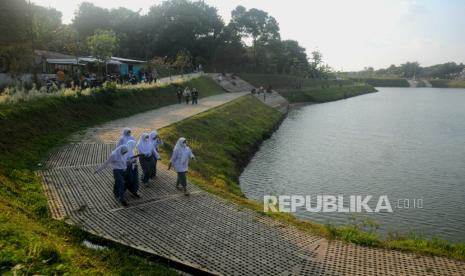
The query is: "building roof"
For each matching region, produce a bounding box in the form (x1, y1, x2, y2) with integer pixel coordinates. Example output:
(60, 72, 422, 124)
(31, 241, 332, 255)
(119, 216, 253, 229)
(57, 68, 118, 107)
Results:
(35, 50, 76, 59)
(111, 57, 146, 64)
(38, 50, 146, 65)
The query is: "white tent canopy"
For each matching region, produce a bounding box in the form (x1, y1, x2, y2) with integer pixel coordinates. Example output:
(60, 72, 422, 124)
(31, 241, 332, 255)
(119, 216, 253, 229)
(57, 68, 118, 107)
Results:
(46, 57, 143, 65)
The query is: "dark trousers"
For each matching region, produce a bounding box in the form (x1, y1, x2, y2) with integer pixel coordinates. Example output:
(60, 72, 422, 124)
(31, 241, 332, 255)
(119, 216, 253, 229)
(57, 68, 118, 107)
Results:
(192, 96, 198, 104)
(126, 163, 139, 194)
(176, 172, 187, 187)
(139, 155, 155, 183)
(185, 96, 189, 104)
(177, 95, 182, 103)
(151, 157, 158, 178)
(113, 169, 126, 201)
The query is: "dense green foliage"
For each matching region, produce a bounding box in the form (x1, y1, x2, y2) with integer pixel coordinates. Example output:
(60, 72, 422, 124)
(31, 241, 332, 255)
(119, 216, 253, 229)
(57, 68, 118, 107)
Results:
(239, 73, 352, 89)
(0, 0, 331, 77)
(0, 76, 223, 274)
(430, 79, 465, 88)
(278, 85, 377, 103)
(86, 29, 119, 63)
(349, 62, 465, 80)
(351, 78, 409, 87)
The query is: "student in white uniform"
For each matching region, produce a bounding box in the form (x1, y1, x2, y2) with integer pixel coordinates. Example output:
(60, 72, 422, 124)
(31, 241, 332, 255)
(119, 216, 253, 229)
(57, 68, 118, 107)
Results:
(95, 145, 130, 206)
(125, 140, 140, 198)
(149, 130, 162, 178)
(117, 127, 135, 147)
(137, 133, 156, 183)
(168, 137, 195, 195)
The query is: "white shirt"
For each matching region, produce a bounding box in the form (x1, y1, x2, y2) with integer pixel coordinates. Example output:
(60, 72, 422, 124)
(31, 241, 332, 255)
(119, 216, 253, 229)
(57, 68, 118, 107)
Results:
(170, 146, 194, 172)
(96, 146, 129, 172)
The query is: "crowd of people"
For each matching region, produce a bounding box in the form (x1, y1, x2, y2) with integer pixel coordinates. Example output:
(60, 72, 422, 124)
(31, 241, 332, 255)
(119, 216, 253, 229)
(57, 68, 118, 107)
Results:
(95, 127, 195, 206)
(46, 69, 158, 91)
(176, 86, 200, 105)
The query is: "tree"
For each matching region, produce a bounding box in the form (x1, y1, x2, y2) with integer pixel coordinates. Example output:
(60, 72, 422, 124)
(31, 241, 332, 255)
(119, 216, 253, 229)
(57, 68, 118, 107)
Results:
(73, 2, 112, 39)
(230, 6, 280, 44)
(145, 0, 224, 61)
(30, 4, 62, 50)
(172, 49, 192, 75)
(86, 29, 119, 74)
(308, 50, 327, 78)
(108, 7, 144, 58)
(48, 25, 79, 55)
(0, 0, 33, 76)
(400, 62, 421, 78)
(230, 6, 280, 69)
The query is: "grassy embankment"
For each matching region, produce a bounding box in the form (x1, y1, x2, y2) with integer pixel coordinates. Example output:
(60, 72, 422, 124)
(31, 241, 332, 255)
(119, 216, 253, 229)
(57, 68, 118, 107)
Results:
(0, 76, 224, 275)
(240, 73, 377, 102)
(157, 95, 465, 261)
(239, 73, 353, 89)
(430, 79, 465, 88)
(278, 85, 377, 103)
(350, 78, 410, 87)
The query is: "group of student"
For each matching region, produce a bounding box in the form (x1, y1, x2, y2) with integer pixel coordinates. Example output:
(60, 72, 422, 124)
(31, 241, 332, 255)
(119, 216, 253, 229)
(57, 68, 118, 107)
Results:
(95, 127, 195, 206)
(177, 87, 199, 105)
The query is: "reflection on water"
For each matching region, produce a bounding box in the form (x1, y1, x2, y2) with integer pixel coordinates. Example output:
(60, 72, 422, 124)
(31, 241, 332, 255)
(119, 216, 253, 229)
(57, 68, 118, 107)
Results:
(240, 88, 465, 242)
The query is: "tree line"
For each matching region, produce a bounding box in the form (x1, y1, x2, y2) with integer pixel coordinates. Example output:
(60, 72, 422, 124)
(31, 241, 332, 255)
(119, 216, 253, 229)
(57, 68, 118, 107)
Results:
(350, 62, 465, 80)
(0, 0, 332, 78)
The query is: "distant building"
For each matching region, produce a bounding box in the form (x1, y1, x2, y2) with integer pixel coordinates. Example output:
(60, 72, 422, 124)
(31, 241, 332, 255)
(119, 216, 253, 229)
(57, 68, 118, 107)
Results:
(0, 50, 146, 87)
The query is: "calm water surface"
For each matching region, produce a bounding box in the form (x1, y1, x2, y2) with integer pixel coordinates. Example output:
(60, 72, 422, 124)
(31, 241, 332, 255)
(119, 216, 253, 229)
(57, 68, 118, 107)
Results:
(240, 88, 465, 242)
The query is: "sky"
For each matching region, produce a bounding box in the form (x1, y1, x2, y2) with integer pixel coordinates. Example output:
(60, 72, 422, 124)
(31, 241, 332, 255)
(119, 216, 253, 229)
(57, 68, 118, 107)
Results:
(31, 0, 465, 71)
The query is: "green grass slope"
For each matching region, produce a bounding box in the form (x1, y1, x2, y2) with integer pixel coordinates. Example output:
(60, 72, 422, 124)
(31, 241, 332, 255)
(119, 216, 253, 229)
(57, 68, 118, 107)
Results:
(351, 78, 409, 87)
(430, 79, 465, 88)
(158, 95, 283, 196)
(239, 73, 353, 89)
(0, 76, 223, 275)
(278, 85, 377, 103)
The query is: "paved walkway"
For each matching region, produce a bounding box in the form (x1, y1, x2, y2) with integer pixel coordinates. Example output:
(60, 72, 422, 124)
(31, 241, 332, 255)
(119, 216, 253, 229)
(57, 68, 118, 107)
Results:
(70, 92, 247, 143)
(40, 79, 465, 275)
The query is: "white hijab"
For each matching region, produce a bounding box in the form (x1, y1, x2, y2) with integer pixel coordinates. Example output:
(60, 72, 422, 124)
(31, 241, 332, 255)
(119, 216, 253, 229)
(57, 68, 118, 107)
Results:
(172, 137, 188, 162)
(149, 130, 158, 143)
(122, 127, 131, 137)
(173, 137, 186, 151)
(117, 127, 135, 147)
(137, 132, 153, 156)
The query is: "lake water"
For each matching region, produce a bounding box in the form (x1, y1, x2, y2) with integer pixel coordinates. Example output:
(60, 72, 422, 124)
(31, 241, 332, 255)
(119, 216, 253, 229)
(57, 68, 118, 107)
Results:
(240, 88, 465, 242)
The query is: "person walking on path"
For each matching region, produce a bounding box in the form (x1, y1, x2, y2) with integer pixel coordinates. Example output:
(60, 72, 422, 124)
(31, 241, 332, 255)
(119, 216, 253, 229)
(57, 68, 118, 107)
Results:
(191, 88, 199, 105)
(117, 127, 135, 147)
(94, 145, 131, 206)
(168, 137, 195, 196)
(149, 130, 162, 178)
(125, 140, 141, 198)
(176, 87, 183, 104)
(183, 87, 191, 104)
(137, 133, 156, 184)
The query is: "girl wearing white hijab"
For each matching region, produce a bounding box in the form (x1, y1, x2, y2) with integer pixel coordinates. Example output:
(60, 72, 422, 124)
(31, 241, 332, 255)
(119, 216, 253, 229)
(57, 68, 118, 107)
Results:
(149, 130, 162, 178)
(125, 140, 140, 197)
(95, 145, 130, 206)
(168, 137, 195, 195)
(117, 127, 135, 147)
(137, 132, 156, 183)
